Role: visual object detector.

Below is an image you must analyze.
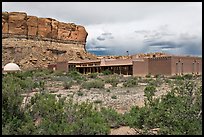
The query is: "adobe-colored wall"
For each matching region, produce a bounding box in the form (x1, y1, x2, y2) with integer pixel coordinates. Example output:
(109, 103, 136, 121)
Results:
(171, 56, 202, 75)
(48, 64, 57, 71)
(148, 57, 172, 76)
(132, 59, 149, 76)
(56, 61, 68, 72)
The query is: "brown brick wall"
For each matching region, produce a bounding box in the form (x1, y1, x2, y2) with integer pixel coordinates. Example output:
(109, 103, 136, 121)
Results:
(132, 59, 149, 76)
(56, 61, 68, 72)
(148, 57, 172, 76)
(48, 64, 57, 71)
(171, 56, 202, 75)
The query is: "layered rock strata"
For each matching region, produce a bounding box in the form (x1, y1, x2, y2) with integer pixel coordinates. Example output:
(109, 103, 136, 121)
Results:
(2, 12, 96, 69)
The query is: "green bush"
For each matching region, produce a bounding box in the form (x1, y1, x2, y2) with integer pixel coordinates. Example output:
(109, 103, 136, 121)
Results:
(82, 80, 105, 90)
(67, 70, 86, 83)
(63, 81, 73, 89)
(155, 74, 164, 79)
(2, 70, 201, 135)
(88, 73, 98, 79)
(77, 91, 83, 96)
(3, 71, 111, 135)
(144, 85, 156, 105)
(102, 69, 112, 75)
(111, 95, 117, 99)
(145, 74, 151, 78)
(147, 78, 158, 87)
(123, 106, 147, 129)
(32, 69, 53, 78)
(183, 74, 193, 80)
(104, 76, 119, 87)
(94, 100, 102, 104)
(169, 75, 184, 80)
(124, 81, 202, 135)
(53, 70, 65, 76)
(100, 107, 123, 128)
(106, 89, 111, 92)
(123, 77, 138, 87)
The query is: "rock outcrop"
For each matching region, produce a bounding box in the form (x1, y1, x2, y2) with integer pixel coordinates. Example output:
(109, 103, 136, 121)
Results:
(2, 12, 97, 69)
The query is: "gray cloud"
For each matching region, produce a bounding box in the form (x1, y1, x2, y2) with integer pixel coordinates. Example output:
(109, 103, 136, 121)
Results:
(2, 2, 202, 56)
(96, 32, 114, 41)
(97, 37, 106, 41)
(148, 41, 180, 48)
(102, 33, 112, 36)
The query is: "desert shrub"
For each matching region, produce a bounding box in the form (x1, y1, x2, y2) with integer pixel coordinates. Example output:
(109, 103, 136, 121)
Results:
(123, 77, 138, 87)
(62, 100, 110, 135)
(165, 79, 171, 84)
(63, 81, 73, 89)
(94, 100, 102, 104)
(102, 69, 112, 75)
(106, 89, 111, 92)
(51, 76, 72, 82)
(100, 107, 124, 128)
(67, 70, 81, 78)
(2, 74, 34, 135)
(123, 106, 147, 129)
(155, 74, 164, 79)
(32, 69, 53, 78)
(77, 91, 84, 96)
(25, 94, 110, 135)
(82, 79, 105, 90)
(147, 78, 158, 87)
(183, 74, 193, 80)
(3, 72, 44, 93)
(111, 95, 117, 99)
(53, 70, 65, 76)
(13, 70, 34, 79)
(169, 75, 184, 80)
(104, 76, 119, 87)
(67, 70, 86, 83)
(124, 81, 202, 135)
(88, 73, 98, 79)
(2, 71, 111, 135)
(145, 74, 151, 78)
(144, 85, 156, 105)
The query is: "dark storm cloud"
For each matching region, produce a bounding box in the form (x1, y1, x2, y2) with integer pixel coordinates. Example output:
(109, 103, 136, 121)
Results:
(148, 41, 181, 48)
(96, 32, 114, 41)
(97, 37, 106, 41)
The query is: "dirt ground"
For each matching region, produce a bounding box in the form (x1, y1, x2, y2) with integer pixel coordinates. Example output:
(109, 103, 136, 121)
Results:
(45, 80, 170, 114)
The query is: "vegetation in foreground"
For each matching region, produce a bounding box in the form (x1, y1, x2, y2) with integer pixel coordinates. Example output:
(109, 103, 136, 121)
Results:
(2, 70, 202, 135)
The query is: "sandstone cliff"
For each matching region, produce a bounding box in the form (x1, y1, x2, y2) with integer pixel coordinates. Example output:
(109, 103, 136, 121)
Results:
(2, 12, 97, 69)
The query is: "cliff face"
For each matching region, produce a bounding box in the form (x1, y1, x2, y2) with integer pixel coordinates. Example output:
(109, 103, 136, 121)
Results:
(2, 12, 97, 69)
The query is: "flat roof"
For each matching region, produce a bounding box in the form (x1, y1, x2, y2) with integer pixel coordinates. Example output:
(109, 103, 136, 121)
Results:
(101, 59, 133, 66)
(68, 60, 101, 64)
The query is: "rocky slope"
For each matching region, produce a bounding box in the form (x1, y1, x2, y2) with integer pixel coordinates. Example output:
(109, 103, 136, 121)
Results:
(2, 12, 97, 69)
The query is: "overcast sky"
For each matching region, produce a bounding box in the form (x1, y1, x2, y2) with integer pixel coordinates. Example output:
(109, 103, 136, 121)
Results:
(2, 2, 202, 56)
